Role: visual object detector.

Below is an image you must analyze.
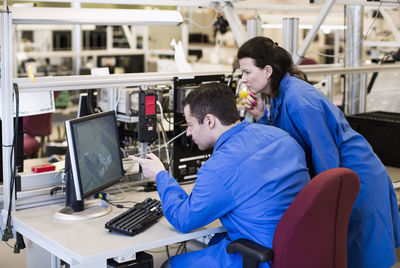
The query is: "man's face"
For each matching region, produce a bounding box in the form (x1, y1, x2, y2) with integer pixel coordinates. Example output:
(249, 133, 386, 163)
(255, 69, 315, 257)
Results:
(184, 105, 213, 150)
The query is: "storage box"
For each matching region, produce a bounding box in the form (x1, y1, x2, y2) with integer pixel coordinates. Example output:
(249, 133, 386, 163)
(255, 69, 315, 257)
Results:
(346, 111, 400, 167)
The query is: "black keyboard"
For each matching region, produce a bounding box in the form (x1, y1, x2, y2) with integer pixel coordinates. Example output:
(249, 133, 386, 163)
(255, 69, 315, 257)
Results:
(105, 198, 163, 236)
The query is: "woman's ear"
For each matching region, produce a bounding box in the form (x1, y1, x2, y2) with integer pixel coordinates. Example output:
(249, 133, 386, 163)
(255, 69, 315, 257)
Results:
(265, 65, 273, 78)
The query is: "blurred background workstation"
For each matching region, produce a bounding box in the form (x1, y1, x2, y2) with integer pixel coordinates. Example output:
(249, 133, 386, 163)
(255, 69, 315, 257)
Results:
(1, 0, 400, 267)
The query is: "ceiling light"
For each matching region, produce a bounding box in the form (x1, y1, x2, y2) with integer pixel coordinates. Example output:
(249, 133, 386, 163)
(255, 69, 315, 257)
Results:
(11, 7, 183, 26)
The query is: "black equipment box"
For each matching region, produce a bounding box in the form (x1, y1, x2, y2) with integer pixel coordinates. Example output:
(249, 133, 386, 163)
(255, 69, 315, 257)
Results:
(346, 111, 400, 167)
(0, 118, 24, 181)
(138, 90, 157, 143)
(107, 251, 153, 268)
(172, 75, 225, 182)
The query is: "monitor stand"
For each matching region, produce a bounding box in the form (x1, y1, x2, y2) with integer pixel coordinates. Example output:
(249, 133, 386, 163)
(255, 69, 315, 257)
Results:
(53, 199, 112, 221)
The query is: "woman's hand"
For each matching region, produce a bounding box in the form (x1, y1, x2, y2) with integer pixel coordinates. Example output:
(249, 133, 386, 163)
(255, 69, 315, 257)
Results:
(244, 92, 265, 121)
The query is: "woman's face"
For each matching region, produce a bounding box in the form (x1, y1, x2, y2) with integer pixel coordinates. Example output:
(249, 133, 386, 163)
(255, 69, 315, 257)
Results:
(239, 57, 272, 96)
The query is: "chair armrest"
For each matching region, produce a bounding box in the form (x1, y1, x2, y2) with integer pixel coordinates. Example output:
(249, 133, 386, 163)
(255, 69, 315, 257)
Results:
(226, 238, 274, 263)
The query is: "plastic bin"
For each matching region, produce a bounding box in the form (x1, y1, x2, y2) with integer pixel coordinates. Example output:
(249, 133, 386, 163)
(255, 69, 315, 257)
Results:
(346, 111, 400, 167)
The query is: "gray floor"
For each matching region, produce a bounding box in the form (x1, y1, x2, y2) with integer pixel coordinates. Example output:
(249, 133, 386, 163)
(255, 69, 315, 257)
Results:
(0, 237, 26, 268)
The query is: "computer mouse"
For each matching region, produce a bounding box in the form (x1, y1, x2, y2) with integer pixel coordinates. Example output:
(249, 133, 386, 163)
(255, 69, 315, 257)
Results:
(48, 154, 62, 163)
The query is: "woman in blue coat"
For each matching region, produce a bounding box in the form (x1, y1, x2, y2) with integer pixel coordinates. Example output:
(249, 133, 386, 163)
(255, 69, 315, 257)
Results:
(238, 36, 400, 268)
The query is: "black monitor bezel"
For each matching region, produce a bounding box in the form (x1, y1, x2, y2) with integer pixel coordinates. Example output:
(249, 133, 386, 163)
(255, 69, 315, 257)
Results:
(65, 111, 124, 200)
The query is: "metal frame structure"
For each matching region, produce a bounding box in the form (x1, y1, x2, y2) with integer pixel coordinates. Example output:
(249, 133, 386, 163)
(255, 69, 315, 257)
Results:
(1, 9, 15, 218)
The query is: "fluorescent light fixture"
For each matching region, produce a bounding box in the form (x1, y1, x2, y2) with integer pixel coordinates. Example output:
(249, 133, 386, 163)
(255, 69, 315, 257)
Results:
(16, 24, 96, 31)
(10, 7, 183, 26)
(262, 23, 346, 34)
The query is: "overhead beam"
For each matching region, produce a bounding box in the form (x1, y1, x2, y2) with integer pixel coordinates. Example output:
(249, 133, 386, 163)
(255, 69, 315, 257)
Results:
(379, 9, 400, 43)
(222, 1, 247, 47)
(293, 0, 336, 65)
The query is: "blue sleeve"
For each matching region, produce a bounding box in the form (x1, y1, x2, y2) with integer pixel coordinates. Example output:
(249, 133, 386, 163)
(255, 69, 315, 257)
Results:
(156, 169, 235, 233)
(291, 103, 340, 174)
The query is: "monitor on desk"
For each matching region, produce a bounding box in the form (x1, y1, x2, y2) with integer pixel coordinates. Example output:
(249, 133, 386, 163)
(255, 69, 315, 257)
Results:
(77, 92, 97, 118)
(54, 111, 124, 220)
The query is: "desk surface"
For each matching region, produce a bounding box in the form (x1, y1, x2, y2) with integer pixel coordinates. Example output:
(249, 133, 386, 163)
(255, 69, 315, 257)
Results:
(12, 184, 225, 267)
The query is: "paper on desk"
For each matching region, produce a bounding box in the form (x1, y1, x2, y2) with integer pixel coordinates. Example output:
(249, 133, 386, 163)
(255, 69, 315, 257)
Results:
(15, 91, 55, 117)
(53, 160, 65, 172)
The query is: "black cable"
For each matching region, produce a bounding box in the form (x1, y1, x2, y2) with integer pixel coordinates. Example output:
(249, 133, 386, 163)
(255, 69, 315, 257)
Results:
(367, 53, 393, 94)
(50, 186, 64, 195)
(112, 200, 139, 205)
(86, 89, 97, 115)
(165, 245, 171, 260)
(175, 242, 184, 255)
(160, 95, 173, 133)
(102, 197, 138, 209)
(0, 228, 14, 249)
(2, 83, 20, 242)
(160, 109, 185, 126)
(178, 180, 195, 186)
(14, 232, 25, 254)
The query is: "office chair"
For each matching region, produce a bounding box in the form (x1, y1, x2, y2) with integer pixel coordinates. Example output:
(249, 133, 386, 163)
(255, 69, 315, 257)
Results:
(23, 113, 53, 157)
(227, 167, 360, 268)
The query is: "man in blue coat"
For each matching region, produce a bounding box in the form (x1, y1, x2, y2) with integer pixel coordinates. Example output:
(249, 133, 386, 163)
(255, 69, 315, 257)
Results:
(132, 82, 310, 267)
(238, 36, 400, 267)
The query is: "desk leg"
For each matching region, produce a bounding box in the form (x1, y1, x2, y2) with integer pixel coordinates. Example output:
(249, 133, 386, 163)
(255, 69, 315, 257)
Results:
(26, 239, 52, 268)
(51, 255, 62, 268)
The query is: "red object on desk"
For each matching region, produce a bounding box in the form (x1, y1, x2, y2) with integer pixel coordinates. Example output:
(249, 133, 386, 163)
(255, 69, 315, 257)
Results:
(31, 164, 56, 173)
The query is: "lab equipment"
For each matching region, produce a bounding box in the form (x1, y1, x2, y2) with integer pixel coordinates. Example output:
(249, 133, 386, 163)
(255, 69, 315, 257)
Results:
(138, 89, 157, 143)
(172, 75, 225, 182)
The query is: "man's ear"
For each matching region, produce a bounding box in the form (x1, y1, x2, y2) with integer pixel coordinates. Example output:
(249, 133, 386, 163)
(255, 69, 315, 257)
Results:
(204, 114, 216, 129)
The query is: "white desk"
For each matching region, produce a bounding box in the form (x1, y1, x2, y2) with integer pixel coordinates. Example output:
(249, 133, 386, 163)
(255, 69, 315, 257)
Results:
(12, 184, 226, 268)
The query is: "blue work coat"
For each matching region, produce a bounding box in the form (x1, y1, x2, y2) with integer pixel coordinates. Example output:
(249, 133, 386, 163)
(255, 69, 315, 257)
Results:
(156, 120, 310, 268)
(257, 73, 400, 268)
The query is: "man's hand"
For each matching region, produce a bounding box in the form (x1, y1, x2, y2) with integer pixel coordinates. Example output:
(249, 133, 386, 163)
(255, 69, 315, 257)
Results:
(130, 153, 166, 180)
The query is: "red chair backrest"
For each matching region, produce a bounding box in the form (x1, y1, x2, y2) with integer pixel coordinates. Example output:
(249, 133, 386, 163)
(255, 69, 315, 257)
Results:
(272, 168, 360, 268)
(23, 113, 52, 137)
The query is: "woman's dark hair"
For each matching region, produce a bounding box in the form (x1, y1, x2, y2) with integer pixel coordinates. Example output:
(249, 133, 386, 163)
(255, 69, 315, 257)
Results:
(237, 36, 306, 98)
(182, 82, 240, 125)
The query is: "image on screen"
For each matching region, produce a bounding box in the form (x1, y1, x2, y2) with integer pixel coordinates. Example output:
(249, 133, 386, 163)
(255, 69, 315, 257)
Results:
(67, 111, 124, 199)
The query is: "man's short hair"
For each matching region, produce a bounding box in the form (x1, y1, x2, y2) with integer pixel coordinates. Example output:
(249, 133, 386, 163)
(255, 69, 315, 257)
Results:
(182, 82, 240, 125)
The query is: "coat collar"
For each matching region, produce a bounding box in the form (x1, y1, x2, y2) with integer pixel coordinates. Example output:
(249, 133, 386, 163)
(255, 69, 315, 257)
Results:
(213, 120, 250, 153)
(270, 72, 291, 122)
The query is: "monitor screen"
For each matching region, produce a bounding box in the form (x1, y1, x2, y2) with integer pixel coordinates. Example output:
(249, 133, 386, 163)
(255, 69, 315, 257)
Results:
(65, 111, 124, 200)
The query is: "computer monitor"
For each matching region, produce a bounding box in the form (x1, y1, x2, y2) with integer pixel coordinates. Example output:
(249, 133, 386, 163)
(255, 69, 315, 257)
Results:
(54, 111, 124, 220)
(77, 92, 97, 118)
